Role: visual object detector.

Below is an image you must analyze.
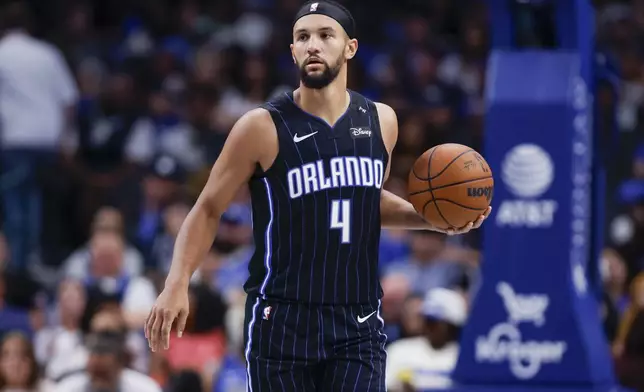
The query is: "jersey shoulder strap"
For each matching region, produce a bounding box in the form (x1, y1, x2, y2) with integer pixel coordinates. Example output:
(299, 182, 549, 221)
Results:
(348, 90, 386, 151)
(251, 94, 293, 178)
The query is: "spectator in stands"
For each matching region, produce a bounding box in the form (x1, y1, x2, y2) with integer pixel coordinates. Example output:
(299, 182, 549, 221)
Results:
(129, 154, 187, 260)
(380, 273, 413, 343)
(46, 306, 148, 382)
(0, 0, 79, 272)
(398, 294, 425, 339)
(81, 230, 156, 330)
(615, 274, 644, 356)
(386, 288, 466, 392)
(207, 204, 253, 305)
(166, 370, 204, 392)
(35, 279, 86, 380)
(88, 307, 148, 374)
(614, 274, 644, 391)
(48, 306, 148, 384)
(125, 85, 204, 172)
(63, 206, 144, 280)
(0, 332, 43, 391)
(0, 234, 41, 338)
(69, 70, 146, 239)
(149, 200, 191, 277)
(383, 230, 471, 295)
(601, 249, 629, 343)
(212, 51, 278, 131)
(53, 331, 160, 392)
(183, 278, 227, 336)
(610, 179, 644, 283)
(0, 273, 32, 341)
(185, 83, 225, 165)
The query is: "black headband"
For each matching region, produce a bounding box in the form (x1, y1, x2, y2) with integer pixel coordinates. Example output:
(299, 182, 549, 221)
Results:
(293, 1, 356, 38)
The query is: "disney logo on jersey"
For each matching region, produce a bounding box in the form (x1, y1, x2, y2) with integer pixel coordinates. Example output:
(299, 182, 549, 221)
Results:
(349, 127, 372, 139)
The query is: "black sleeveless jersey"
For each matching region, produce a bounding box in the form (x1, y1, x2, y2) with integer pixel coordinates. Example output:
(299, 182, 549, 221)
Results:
(242, 90, 389, 306)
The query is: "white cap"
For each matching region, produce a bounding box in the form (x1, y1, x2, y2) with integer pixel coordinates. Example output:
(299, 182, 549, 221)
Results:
(421, 288, 467, 326)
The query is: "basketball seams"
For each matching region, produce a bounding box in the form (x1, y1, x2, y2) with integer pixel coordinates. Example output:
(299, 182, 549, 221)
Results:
(425, 146, 452, 228)
(411, 148, 475, 181)
(429, 148, 475, 180)
(421, 199, 439, 225)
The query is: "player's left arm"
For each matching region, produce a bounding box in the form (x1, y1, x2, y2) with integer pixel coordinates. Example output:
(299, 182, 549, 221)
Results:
(375, 102, 488, 235)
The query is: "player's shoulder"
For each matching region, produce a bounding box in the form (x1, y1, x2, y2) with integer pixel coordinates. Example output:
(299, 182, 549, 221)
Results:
(231, 107, 276, 139)
(239, 90, 294, 125)
(346, 90, 397, 132)
(371, 101, 398, 148)
(373, 101, 397, 124)
(258, 90, 298, 118)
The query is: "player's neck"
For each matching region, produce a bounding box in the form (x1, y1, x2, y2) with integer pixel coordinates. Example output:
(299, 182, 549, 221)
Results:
(295, 80, 350, 127)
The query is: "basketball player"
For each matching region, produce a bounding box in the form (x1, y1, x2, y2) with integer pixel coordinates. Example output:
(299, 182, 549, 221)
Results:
(145, 1, 491, 390)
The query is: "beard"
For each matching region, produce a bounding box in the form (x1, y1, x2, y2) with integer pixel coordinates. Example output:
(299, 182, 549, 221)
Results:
(297, 54, 344, 89)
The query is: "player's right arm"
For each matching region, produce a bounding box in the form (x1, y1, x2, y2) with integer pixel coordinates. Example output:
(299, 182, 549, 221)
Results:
(144, 108, 277, 352)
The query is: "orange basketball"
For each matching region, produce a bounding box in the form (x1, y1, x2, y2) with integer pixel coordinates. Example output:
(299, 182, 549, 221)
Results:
(408, 143, 494, 231)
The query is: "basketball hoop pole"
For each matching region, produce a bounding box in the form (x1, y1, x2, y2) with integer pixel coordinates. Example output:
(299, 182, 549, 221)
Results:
(423, 1, 627, 392)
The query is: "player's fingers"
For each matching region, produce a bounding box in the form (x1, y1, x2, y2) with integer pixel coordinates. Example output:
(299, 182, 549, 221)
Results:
(144, 307, 156, 342)
(150, 309, 164, 352)
(456, 222, 474, 234)
(473, 215, 485, 228)
(176, 309, 189, 338)
(472, 207, 492, 228)
(161, 310, 176, 350)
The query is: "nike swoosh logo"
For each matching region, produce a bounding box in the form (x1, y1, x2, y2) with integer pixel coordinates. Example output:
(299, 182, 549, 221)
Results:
(293, 131, 318, 143)
(357, 310, 377, 323)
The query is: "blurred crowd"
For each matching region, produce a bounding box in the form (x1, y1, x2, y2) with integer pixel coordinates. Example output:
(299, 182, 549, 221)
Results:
(1, 0, 644, 391)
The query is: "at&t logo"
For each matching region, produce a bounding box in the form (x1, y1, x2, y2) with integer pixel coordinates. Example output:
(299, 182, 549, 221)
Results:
(495, 144, 558, 228)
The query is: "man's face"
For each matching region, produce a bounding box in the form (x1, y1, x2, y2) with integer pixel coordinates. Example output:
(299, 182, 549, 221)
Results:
(89, 232, 124, 277)
(87, 351, 119, 386)
(290, 14, 356, 89)
(423, 318, 452, 349)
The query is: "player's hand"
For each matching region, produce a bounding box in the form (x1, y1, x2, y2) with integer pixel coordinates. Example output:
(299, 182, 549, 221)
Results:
(444, 206, 492, 236)
(144, 284, 190, 352)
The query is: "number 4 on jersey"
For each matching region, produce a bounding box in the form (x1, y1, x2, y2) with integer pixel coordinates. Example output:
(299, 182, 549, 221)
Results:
(330, 199, 351, 244)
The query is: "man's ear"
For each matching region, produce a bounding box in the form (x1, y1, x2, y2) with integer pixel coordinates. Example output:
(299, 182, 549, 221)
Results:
(345, 38, 358, 60)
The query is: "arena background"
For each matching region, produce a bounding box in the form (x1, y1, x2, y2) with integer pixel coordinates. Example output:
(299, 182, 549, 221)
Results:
(0, 0, 642, 391)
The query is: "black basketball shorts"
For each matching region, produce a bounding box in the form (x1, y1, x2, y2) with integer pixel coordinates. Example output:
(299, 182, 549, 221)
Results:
(243, 295, 388, 391)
